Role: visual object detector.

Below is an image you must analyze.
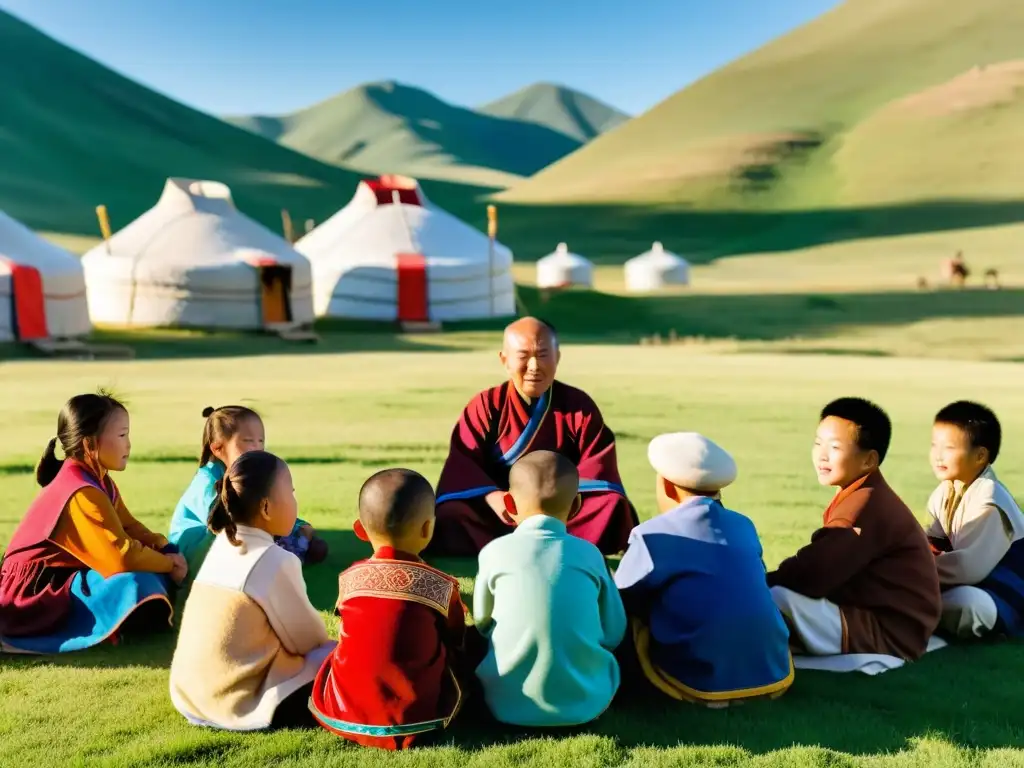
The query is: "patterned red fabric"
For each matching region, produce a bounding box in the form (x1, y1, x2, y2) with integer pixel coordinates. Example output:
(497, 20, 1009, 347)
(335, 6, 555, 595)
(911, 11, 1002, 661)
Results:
(310, 548, 466, 750)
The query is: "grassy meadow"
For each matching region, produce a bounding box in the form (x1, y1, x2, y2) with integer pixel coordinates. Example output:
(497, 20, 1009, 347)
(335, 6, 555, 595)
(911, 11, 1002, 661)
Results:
(2, 334, 1024, 767)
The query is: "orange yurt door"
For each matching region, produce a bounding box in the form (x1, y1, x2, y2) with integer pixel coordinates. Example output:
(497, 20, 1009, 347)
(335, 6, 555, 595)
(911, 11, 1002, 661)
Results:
(3, 260, 48, 340)
(259, 266, 292, 326)
(396, 252, 428, 322)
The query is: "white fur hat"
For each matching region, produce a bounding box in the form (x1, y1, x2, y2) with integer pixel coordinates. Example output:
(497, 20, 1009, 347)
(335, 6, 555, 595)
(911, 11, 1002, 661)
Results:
(647, 432, 737, 492)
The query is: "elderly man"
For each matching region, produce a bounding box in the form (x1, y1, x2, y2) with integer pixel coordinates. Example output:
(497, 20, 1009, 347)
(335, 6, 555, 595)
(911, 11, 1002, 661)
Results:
(429, 317, 637, 556)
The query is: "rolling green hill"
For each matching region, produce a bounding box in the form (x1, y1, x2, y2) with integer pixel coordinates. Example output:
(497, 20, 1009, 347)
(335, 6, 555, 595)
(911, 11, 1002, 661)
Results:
(226, 81, 624, 187)
(500, 0, 1024, 209)
(0, 9, 375, 236)
(478, 82, 629, 142)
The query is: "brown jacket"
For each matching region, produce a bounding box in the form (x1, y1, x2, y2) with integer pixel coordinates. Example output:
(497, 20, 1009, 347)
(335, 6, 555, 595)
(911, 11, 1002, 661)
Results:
(767, 472, 941, 659)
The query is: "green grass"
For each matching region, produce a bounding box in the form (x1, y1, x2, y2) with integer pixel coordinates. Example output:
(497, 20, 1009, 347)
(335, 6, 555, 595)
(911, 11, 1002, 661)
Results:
(2, 344, 1024, 767)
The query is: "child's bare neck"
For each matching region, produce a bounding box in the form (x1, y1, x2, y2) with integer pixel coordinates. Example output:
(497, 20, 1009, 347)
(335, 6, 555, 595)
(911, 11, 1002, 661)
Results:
(370, 536, 424, 558)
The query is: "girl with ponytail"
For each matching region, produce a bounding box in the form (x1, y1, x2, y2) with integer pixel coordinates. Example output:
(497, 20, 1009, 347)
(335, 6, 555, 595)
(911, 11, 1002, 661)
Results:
(169, 451, 335, 731)
(0, 392, 187, 653)
(167, 405, 327, 576)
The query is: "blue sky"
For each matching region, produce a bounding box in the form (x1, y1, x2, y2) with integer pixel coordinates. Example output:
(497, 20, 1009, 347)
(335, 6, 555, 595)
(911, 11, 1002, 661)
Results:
(3, 0, 838, 116)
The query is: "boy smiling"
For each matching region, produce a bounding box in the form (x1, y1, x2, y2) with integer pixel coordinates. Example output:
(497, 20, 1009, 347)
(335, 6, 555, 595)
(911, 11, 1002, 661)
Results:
(767, 397, 941, 660)
(926, 401, 1024, 639)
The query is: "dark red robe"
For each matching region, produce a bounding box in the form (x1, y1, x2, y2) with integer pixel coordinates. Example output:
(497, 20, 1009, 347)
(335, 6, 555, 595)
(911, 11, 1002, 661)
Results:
(429, 379, 638, 556)
(309, 548, 466, 750)
(0, 461, 115, 638)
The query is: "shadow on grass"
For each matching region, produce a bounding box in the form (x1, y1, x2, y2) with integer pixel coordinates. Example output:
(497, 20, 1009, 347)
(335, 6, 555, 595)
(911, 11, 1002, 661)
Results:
(494, 198, 1024, 264)
(3, 285, 1021, 364)
(443, 642, 1024, 755)
(508, 285, 1024, 348)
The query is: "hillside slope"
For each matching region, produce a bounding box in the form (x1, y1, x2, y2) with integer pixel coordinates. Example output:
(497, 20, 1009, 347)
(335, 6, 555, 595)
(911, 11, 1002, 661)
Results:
(478, 82, 629, 142)
(0, 9, 369, 236)
(500, 0, 1024, 207)
(226, 81, 586, 187)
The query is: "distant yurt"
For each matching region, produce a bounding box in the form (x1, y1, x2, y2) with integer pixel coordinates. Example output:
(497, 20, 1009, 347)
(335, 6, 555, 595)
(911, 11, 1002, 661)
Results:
(81, 178, 314, 330)
(536, 243, 593, 289)
(297, 175, 515, 322)
(0, 211, 91, 343)
(624, 242, 690, 291)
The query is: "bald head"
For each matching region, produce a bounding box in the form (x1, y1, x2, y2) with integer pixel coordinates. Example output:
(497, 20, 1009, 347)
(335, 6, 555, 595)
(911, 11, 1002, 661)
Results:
(500, 317, 560, 399)
(503, 316, 557, 351)
(508, 450, 579, 520)
(358, 468, 436, 537)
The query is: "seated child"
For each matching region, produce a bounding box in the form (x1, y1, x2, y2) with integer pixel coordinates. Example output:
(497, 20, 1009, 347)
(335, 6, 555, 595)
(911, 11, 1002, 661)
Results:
(169, 450, 335, 731)
(168, 405, 327, 573)
(767, 397, 942, 661)
(615, 432, 793, 707)
(0, 392, 184, 654)
(309, 468, 467, 749)
(474, 450, 626, 727)
(926, 400, 1024, 639)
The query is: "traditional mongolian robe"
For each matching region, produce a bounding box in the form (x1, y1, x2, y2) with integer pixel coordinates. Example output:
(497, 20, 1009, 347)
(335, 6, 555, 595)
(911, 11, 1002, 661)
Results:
(310, 548, 465, 749)
(474, 515, 626, 727)
(0, 461, 175, 653)
(767, 472, 942, 660)
(926, 465, 1024, 639)
(169, 525, 335, 731)
(615, 497, 793, 704)
(432, 380, 638, 555)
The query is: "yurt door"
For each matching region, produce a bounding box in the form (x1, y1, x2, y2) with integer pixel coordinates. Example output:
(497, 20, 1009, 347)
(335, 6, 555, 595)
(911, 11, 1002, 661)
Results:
(3, 261, 48, 341)
(259, 266, 293, 325)
(396, 253, 428, 322)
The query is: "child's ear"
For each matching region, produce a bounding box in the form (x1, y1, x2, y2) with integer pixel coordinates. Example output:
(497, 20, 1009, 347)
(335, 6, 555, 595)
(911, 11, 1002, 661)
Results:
(865, 449, 881, 472)
(421, 517, 434, 541)
(976, 446, 991, 466)
(661, 476, 681, 502)
(567, 493, 582, 521)
(259, 499, 272, 521)
(502, 492, 518, 525)
(353, 519, 370, 542)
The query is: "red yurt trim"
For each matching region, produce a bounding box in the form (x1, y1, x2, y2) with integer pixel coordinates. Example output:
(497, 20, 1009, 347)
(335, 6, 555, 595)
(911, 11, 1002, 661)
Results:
(366, 177, 422, 206)
(396, 253, 428, 322)
(2, 260, 48, 340)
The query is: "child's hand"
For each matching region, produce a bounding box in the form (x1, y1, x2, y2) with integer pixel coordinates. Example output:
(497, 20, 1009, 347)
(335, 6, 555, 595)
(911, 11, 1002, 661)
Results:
(168, 553, 188, 585)
(299, 524, 314, 539)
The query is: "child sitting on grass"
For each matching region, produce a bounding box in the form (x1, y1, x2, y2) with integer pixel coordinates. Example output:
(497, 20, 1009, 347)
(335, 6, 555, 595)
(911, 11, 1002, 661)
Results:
(169, 450, 334, 731)
(0, 391, 184, 654)
(767, 397, 941, 661)
(926, 400, 1024, 639)
(615, 432, 793, 707)
(474, 450, 626, 727)
(168, 405, 327, 574)
(309, 468, 467, 750)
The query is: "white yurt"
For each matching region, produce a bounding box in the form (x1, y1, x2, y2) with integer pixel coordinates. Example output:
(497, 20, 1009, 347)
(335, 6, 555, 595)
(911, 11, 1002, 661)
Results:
(536, 243, 593, 289)
(0, 211, 91, 343)
(624, 241, 690, 291)
(297, 175, 515, 322)
(81, 178, 314, 330)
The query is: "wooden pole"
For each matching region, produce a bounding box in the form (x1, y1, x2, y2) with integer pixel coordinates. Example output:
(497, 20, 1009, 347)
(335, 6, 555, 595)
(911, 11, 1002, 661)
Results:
(95, 205, 112, 254)
(281, 209, 294, 243)
(487, 205, 497, 316)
